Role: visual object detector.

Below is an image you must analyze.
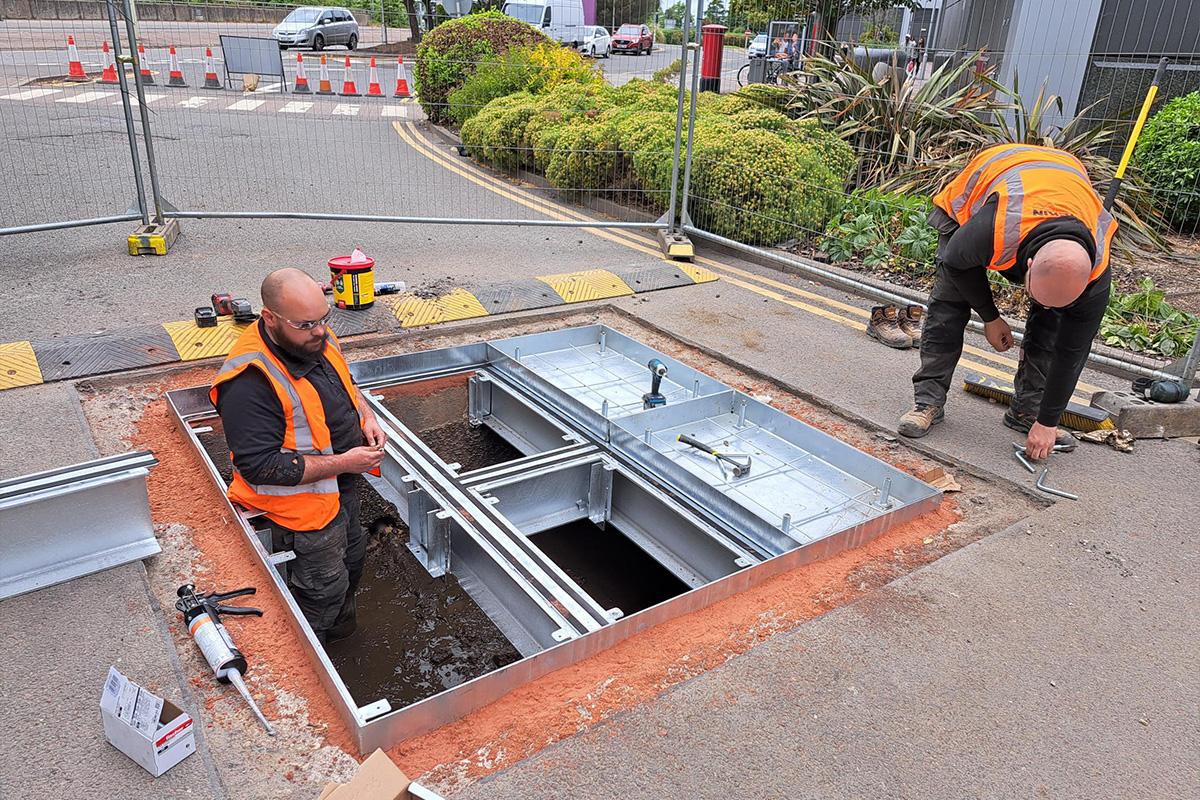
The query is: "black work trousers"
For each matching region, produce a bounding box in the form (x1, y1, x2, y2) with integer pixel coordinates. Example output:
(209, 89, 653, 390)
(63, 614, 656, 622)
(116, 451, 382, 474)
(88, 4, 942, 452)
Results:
(269, 477, 365, 644)
(912, 265, 1058, 418)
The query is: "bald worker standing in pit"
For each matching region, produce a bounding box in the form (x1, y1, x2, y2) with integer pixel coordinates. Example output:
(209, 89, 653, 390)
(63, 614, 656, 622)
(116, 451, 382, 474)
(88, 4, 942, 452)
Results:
(897, 144, 1117, 461)
(211, 268, 387, 645)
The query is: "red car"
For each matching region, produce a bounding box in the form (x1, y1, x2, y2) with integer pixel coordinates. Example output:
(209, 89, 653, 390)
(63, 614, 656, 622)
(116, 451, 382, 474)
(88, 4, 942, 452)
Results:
(611, 23, 653, 55)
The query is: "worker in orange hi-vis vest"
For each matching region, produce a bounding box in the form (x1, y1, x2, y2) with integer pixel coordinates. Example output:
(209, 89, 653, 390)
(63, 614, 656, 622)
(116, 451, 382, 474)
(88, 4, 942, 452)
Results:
(897, 144, 1117, 461)
(210, 269, 387, 644)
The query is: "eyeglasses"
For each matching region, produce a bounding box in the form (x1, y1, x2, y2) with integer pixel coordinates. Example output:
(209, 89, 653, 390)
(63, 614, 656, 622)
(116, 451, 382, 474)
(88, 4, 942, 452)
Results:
(273, 307, 333, 331)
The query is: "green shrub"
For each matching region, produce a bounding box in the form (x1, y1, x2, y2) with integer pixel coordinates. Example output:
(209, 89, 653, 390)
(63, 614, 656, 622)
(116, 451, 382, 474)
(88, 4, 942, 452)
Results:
(447, 42, 600, 126)
(1134, 91, 1200, 230)
(460, 92, 541, 170)
(414, 11, 550, 124)
(652, 58, 682, 84)
(545, 122, 622, 192)
(686, 126, 849, 244)
(822, 190, 937, 276)
(1102, 278, 1199, 357)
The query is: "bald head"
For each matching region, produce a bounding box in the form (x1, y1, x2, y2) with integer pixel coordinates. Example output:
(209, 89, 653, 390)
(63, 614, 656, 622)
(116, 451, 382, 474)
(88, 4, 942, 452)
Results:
(261, 268, 326, 314)
(1026, 239, 1091, 308)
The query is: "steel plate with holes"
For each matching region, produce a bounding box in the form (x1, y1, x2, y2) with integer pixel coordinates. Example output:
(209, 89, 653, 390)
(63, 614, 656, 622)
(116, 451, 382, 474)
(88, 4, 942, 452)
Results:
(32, 328, 179, 381)
(167, 324, 941, 754)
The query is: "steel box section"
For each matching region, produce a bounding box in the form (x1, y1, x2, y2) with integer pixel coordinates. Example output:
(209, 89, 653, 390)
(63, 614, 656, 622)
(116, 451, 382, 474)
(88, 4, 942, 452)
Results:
(348, 343, 490, 389)
(468, 373, 583, 457)
(612, 392, 942, 557)
(0, 452, 161, 600)
(485, 325, 728, 439)
(466, 454, 754, 589)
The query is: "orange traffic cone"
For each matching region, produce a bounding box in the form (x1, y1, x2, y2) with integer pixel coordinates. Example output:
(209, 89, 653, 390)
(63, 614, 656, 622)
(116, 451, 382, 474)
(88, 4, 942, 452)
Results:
(99, 40, 119, 84)
(167, 45, 187, 87)
(366, 56, 383, 97)
(66, 35, 88, 81)
(317, 54, 333, 95)
(339, 56, 359, 97)
(393, 56, 410, 98)
(202, 47, 221, 89)
(137, 43, 155, 85)
(293, 52, 311, 93)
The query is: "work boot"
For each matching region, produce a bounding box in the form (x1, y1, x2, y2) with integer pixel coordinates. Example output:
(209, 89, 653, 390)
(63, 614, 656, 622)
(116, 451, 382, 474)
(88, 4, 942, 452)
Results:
(1002, 410, 1077, 451)
(899, 305, 925, 346)
(898, 404, 944, 438)
(867, 305, 913, 349)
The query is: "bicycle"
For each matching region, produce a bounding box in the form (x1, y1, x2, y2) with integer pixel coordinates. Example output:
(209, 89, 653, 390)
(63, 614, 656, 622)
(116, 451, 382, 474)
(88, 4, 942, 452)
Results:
(737, 55, 792, 87)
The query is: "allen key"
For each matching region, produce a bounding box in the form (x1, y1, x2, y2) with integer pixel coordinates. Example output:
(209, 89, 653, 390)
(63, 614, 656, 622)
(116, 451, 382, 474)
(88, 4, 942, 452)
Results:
(1035, 467, 1078, 501)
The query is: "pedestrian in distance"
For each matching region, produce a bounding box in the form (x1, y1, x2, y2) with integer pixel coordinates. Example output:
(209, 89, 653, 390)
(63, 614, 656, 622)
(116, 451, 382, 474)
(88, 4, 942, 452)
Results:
(896, 144, 1117, 461)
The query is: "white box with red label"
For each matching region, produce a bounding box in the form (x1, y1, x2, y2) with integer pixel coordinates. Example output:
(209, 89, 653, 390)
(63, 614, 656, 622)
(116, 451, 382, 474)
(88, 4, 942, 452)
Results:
(99, 666, 196, 777)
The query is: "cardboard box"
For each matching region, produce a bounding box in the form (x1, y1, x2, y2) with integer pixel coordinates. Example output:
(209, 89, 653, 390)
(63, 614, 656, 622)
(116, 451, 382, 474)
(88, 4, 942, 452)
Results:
(100, 666, 196, 777)
(322, 749, 411, 800)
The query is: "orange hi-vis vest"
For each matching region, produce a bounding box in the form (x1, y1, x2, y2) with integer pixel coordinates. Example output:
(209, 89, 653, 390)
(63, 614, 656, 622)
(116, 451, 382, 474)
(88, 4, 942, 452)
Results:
(209, 323, 365, 531)
(932, 144, 1116, 282)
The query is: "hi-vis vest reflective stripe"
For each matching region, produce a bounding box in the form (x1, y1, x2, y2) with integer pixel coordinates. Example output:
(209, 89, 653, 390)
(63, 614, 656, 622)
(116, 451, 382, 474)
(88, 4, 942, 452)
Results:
(932, 144, 1116, 281)
(209, 323, 364, 531)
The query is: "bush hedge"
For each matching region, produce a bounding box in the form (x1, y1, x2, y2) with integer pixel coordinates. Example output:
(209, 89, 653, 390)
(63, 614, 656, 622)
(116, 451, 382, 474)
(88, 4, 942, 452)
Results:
(460, 79, 855, 245)
(447, 43, 601, 126)
(1134, 91, 1200, 230)
(414, 11, 550, 124)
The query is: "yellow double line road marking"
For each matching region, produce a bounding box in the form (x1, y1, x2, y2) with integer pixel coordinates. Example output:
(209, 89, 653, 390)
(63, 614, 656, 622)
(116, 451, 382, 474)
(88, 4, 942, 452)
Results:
(391, 121, 1102, 399)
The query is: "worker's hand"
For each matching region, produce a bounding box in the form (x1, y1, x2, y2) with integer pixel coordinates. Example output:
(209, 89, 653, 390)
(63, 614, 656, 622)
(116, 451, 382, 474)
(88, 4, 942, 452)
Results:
(342, 445, 385, 474)
(362, 416, 387, 449)
(1024, 422, 1057, 461)
(983, 318, 1014, 352)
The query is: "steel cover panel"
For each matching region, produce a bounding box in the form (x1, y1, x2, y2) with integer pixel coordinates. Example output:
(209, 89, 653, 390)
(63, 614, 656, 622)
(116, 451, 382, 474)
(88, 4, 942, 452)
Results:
(609, 263, 697, 293)
(327, 307, 379, 338)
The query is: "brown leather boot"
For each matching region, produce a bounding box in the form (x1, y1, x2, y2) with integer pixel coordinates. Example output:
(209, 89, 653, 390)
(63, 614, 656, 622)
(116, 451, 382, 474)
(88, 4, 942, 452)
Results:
(898, 404, 944, 438)
(899, 305, 925, 346)
(868, 305, 913, 349)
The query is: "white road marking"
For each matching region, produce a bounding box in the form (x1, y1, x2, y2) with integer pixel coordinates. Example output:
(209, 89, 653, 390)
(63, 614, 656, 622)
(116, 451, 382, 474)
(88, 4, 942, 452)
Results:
(179, 96, 213, 108)
(124, 93, 166, 107)
(56, 90, 114, 104)
(257, 83, 283, 93)
(227, 98, 265, 111)
(1, 88, 61, 100)
(332, 103, 359, 116)
(379, 104, 408, 118)
(279, 101, 313, 113)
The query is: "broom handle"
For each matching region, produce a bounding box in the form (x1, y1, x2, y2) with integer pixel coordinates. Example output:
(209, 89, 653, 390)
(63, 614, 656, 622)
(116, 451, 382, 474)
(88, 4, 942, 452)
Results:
(1104, 57, 1169, 211)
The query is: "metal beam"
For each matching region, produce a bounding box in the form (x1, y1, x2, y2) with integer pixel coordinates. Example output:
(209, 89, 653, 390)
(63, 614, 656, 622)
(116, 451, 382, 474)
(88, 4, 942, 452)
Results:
(0, 452, 160, 599)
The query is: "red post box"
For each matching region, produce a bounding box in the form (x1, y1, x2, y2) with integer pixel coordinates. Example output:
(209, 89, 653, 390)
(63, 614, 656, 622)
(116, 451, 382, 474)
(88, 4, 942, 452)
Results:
(701, 24, 727, 93)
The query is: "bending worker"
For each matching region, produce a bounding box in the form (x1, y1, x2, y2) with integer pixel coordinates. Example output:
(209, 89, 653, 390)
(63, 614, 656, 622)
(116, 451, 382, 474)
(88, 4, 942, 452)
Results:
(211, 268, 387, 644)
(898, 143, 1116, 460)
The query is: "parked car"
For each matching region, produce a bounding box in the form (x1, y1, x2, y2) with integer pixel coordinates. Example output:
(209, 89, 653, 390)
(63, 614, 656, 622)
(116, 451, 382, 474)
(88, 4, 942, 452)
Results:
(274, 6, 359, 51)
(578, 25, 611, 58)
(502, 0, 585, 47)
(747, 33, 768, 57)
(611, 23, 653, 55)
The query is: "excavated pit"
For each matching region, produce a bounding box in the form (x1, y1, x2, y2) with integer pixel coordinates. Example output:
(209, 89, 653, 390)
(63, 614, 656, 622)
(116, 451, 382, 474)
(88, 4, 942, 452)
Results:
(196, 422, 522, 709)
(373, 374, 522, 473)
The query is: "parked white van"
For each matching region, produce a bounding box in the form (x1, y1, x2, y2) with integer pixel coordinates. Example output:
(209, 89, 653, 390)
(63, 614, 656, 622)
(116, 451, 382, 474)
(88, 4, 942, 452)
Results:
(502, 0, 585, 47)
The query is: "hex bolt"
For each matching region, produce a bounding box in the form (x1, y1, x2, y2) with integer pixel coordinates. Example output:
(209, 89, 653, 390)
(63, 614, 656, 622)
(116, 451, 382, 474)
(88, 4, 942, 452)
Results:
(693, 379, 700, 397)
(601, 399, 609, 418)
(599, 332, 606, 353)
(781, 513, 792, 533)
(737, 400, 748, 428)
(877, 477, 892, 508)
(644, 428, 652, 444)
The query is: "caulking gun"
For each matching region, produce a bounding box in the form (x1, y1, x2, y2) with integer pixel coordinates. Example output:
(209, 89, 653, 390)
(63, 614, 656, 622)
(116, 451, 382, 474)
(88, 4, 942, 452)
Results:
(175, 583, 276, 736)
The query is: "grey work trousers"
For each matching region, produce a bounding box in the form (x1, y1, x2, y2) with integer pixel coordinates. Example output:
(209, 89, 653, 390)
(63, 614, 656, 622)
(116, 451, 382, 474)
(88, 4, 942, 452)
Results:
(912, 265, 1058, 418)
(269, 477, 365, 644)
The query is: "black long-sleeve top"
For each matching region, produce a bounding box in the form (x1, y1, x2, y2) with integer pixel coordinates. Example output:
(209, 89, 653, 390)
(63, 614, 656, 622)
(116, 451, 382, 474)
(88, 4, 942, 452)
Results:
(214, 320, 364, 488)
(929, 197, 1112, 428)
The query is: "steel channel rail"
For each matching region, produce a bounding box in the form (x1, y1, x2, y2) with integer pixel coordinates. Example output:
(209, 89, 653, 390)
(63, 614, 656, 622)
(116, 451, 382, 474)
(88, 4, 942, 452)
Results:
(366, 393, 614, 633)
(0, 451, 161, 600)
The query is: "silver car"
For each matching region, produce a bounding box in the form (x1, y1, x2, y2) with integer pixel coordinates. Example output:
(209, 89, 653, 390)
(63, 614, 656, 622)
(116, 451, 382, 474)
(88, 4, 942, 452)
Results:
(274, 6, 359, 51)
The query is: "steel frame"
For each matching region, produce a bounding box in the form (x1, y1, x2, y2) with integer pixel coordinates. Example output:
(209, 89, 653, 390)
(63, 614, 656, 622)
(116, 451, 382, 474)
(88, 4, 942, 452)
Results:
(0, 452, 160, 600)
(166, 325, 942, 754)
